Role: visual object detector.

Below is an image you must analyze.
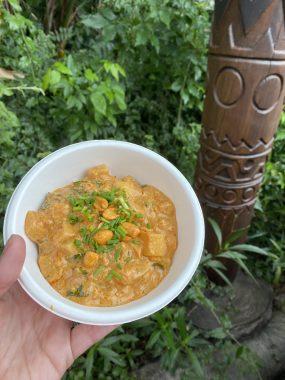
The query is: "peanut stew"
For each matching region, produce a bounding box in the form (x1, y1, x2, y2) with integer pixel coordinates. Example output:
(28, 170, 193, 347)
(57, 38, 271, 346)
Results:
(25, 165, 178, 306)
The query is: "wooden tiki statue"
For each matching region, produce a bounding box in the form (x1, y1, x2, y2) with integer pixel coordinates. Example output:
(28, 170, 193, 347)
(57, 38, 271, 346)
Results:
(194, 0, 285, 279)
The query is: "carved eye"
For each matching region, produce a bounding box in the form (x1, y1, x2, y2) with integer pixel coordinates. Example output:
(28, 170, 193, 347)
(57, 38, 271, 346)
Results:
(214, 67, 244, 107)
(253, 75, 283, 114)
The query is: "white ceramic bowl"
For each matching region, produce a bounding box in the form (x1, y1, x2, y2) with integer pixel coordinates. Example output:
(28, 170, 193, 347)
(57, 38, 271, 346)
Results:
(3, 140, 204, 325)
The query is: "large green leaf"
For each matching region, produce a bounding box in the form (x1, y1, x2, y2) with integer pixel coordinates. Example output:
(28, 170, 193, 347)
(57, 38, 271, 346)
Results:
(81, 14, 109, 29)
(208, 217, 222, 248)
(90, 92, 107, 115)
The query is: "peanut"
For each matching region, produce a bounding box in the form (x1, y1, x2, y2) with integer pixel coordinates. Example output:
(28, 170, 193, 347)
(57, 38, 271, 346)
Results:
(83, 251, 99, 267)
(94, 229, 113, 245)
(93, 196, 109, 211)
(102, 207, 118, 220)
(121, 222, 140, 237)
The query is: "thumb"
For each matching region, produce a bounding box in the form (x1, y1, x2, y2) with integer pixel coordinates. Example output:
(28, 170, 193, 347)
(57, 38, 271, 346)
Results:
(0, 234, 26, 297)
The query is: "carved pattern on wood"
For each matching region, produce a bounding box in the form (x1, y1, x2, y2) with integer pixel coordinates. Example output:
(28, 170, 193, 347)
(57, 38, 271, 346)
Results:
(200, 129, 274, 155)
(195, 130, 269, 212)
(211, 0, 285, 59)
(203, 56, 285, 148)
(214, 0, 231, 24)
(214, 67, 244, 107)
(253, 75, 283, 113)
(214, 0, 276, 32)
(198, 145, 269, 183)
(194, 1, 285, 278)
(196, 176, 259, 208)
(195, 126, 276, 218)
(239, 0, 275, 33)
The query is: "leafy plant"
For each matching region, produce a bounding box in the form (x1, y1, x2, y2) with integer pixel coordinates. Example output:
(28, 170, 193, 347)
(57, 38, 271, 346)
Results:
(42, 58, 126, 140)
(203, 218, 272, 285)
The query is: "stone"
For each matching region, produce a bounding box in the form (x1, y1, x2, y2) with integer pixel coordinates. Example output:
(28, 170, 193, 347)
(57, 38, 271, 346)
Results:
(135, 275, 285, 379)
(189, 270, 273, 340)
(135, 362, 179, 380)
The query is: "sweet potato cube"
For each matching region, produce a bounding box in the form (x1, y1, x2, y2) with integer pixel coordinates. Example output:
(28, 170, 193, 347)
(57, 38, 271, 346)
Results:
(140, 231, 167, 257)
(85, 164, 109, 178)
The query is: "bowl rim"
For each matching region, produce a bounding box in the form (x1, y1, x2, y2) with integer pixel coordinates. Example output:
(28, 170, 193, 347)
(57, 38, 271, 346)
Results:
(3, 140, 205, 325)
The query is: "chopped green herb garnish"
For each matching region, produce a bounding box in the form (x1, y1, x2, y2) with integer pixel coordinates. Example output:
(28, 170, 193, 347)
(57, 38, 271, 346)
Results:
(114, 246, 122, 262)
(119, 208, 132, 220)
(93, 179, 102, 187)
(116, 195, 130, 210)
(131, 239, 141, 245)
(67, 186, 144, 263)
(116, 225, 126, 238)
(66, 284, 85, 297)
(106, 269, 123, 281)
(80, 226, 93, 244)
(107, 237, 120, 246)
(100, 216, 111, 224)
(146, 223, 151, 229)
(92, 241, 114, 253)
(93, 265, 106, 277)
(116, 263, 123, 270)
(89, 225, 96, 233)
(96, 188, 117, 202)
(68, 213, 82, 224)
(68, 193, 96, 212)
(104, 245, 117, 253)
(74, 239, 83, 248)
(79, 268, 88, 275)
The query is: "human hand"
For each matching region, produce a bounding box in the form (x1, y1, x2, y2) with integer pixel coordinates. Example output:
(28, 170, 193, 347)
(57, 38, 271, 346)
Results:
(0, 235, 117, 380)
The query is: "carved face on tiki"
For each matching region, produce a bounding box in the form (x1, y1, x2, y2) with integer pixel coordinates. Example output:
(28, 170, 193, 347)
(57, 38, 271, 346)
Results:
(203, 58, 285, 149)
(198, 53, 285, 213)
(204, 0, 285, 148)
(194, 0, 285, 266)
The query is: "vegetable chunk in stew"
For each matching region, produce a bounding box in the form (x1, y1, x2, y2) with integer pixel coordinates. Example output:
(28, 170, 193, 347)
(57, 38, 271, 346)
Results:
(25, 165, 178, 306)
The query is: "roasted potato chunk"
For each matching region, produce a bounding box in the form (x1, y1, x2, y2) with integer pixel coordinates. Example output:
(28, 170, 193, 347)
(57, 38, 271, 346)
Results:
(121, 222, 140, 238)
(38, 254, 63, 283)
(85, 164, 109, 178)
(25, 211, 47, 243)
(140, 231, 167, 257)
(121, 259, 152, 284)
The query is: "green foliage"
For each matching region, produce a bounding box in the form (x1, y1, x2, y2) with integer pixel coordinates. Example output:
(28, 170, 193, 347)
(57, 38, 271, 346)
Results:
(204, 218, 272, 286)
(42, 57, 126, 140)
(0, 0, 283, 379)
(75, 0, 210, 177)
(248, 121, 285, 284)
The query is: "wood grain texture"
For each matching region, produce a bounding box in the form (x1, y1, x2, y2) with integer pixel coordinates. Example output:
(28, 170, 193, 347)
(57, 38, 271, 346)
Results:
(212, 0, 285, 59)
(195, 0, 285, 280)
